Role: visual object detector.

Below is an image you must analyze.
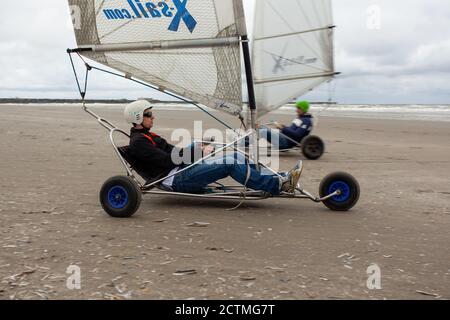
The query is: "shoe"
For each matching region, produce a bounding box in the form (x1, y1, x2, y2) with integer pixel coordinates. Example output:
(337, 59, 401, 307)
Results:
(280, 161, 304, 193)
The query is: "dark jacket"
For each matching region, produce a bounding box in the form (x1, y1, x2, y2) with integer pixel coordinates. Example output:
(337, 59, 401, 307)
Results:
(281, 114, 314, 146)
(128, 128, 190, 182)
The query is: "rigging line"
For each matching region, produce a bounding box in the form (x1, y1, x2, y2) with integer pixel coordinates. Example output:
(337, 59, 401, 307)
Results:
(327, 80, 335, 104)
(87, 64, 241, 134)
(267, 1, 324, 64)
(83, 65, 90, 98)
(316, 103, 332, 118)
(329, 76, 338, 102)
(264, 50, 329, 74)
(316, 79, 338, 117)
(68, 53, 84, 99)
(76, 52, 88, 65)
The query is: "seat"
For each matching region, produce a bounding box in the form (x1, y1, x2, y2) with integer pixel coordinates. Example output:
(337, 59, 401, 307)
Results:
(118, 146, 155, 183)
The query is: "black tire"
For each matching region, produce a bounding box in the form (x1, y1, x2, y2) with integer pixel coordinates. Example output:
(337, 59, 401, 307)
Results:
(301, 135, 325, 160)
(100, 176, 142, 218)
(319, 172, 360, 211)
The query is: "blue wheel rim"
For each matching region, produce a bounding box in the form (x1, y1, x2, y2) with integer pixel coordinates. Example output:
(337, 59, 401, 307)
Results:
(328, 181, 351, 202)
(107, 186, 129, 209)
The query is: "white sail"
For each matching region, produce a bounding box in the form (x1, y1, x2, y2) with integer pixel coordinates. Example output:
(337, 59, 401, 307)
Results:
(68, 0, 246, 116)
(252, 0, 336, 117)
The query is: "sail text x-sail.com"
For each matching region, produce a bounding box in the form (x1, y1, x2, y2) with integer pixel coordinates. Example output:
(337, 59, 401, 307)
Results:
(102, 0, 198, 33)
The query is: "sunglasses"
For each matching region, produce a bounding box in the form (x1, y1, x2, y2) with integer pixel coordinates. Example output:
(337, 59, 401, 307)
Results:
(143, 111, 153, 118)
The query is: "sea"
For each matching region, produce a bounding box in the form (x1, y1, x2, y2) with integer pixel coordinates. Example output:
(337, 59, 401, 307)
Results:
(2, 102, 450, 122)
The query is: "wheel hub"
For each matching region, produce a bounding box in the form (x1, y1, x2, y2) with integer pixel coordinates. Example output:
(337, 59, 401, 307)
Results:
(108, 186, 129, 209)
(328, 181, 351, 202)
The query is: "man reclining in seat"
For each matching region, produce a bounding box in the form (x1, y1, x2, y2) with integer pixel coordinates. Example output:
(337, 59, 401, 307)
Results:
(258, 100, 314, 150)
(124, 100, 303, 195)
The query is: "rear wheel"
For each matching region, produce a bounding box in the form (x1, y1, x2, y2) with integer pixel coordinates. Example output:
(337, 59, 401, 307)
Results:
(319, 172, 360, 211)
(302, 135, 325, 160)
(100, 176, 142, 218)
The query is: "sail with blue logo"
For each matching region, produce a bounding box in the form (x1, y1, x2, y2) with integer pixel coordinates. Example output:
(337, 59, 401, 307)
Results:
(252, 0, 336, 117)
(68, 0, 246, 116)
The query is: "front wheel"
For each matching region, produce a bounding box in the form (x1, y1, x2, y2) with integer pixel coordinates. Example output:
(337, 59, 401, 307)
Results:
(301, 135, 325, 160)
(319, 172, 360, 211)
(100, 176, 142, 218)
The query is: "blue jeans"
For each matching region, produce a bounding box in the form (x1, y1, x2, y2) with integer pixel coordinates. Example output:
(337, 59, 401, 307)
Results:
(172, 152, 281, 195)
(258, 128, 294, 150)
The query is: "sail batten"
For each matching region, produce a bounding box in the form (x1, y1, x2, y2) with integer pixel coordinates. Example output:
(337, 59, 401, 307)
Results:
(255, 72, 338, 85)
(254, 25, 334, 42)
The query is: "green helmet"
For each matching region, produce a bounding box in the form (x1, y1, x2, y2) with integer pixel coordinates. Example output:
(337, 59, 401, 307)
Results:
(296, 100, 310, 113)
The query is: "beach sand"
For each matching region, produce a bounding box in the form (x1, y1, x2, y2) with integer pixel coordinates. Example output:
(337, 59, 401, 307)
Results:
(0, 104, 449, 300)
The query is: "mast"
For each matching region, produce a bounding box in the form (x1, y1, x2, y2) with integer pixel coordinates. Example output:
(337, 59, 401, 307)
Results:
(234, 0, 259, 164)
(242, 35, 259, 166)
(241, 35, 257, 130)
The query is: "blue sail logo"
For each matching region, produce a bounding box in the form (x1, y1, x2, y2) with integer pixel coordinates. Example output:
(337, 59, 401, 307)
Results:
(103, 0, 197, 33)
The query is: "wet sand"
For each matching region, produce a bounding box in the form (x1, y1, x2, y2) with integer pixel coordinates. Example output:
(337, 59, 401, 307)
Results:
(0, 104, 449, 300)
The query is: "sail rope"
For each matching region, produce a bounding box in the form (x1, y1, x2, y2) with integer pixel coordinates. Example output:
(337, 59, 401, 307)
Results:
(313, 77, 338, 129)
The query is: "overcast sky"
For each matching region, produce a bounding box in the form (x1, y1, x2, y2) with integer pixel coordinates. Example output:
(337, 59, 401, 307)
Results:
(0, 0, 449, 104)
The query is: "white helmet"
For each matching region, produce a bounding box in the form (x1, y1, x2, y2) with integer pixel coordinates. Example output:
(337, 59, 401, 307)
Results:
(124, 100, 153, 125)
